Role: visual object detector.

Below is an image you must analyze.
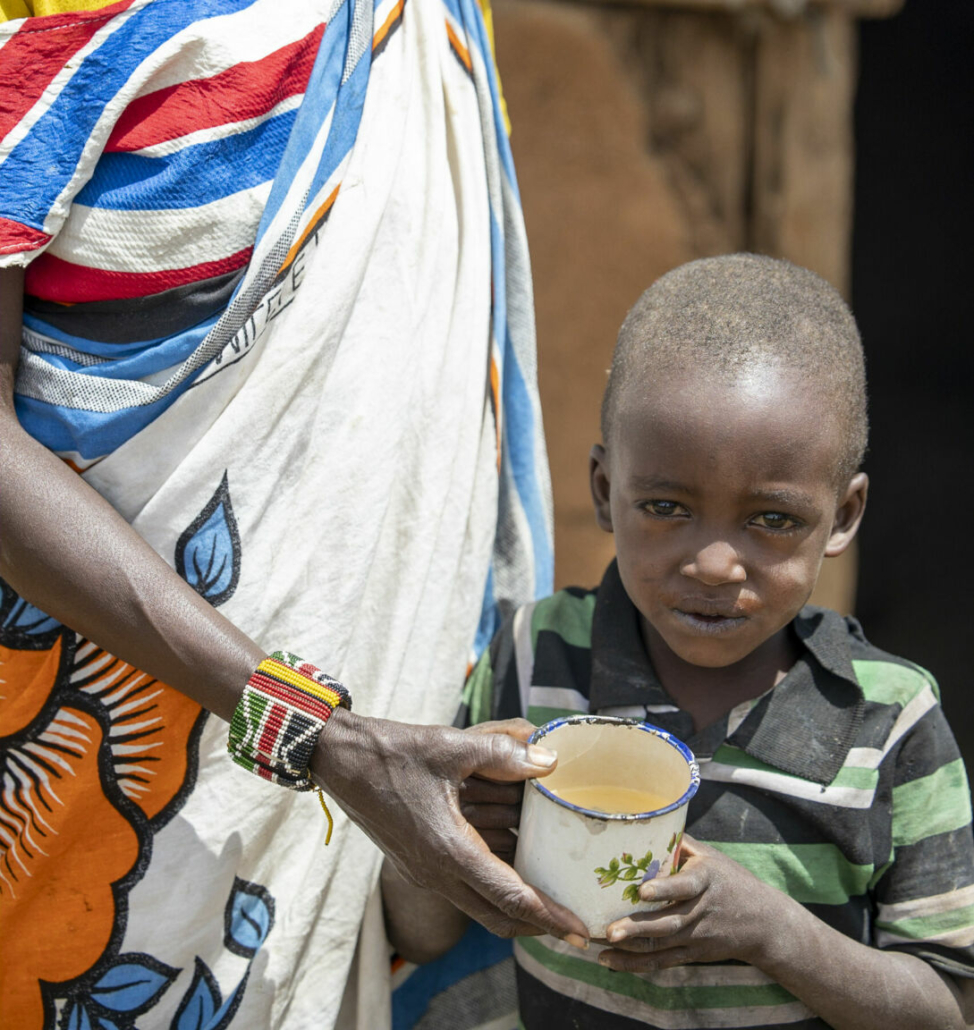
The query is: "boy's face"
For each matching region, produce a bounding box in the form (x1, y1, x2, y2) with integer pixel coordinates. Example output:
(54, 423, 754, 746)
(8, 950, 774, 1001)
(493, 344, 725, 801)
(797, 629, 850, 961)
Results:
(590, 368, 867, 670)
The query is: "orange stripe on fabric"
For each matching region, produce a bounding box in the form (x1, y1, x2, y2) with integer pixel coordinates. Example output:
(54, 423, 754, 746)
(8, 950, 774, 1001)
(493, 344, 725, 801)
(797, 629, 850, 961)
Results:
(278, 185, 340, 275)
(489, 351, 501, 471)
(445, 20, 472, 72)
(373, 0, 404, 52)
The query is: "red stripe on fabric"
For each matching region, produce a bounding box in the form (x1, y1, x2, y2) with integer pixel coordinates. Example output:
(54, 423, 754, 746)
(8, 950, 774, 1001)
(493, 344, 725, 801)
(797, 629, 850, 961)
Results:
(24, 247, 252, 303)
(256, 701, 287, 758)
(0, 216, 52, 256)
(250, 673, 334, 723)
(105, 24, 325, 153)
(0, 1, 136, 146)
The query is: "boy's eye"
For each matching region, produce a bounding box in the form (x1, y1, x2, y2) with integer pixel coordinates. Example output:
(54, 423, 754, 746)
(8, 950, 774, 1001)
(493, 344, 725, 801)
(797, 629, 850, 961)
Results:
(751, 512, 799, 531)
(642, 500, 688, 518)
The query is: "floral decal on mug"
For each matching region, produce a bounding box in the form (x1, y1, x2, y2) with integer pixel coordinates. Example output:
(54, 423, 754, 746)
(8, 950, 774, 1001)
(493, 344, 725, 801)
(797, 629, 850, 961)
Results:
(595, 831, 685, 904)
(595, 851, 659, 904)
(668, 829, 684, 869)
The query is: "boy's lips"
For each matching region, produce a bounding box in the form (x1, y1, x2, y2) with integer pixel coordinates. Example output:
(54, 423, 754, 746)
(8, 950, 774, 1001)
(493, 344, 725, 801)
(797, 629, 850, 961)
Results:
(670, 600, 750, 634)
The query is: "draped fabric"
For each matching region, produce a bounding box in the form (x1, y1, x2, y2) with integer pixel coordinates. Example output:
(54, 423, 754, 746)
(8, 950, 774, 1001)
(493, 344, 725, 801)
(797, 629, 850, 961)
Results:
(0, 1, 552, 1026)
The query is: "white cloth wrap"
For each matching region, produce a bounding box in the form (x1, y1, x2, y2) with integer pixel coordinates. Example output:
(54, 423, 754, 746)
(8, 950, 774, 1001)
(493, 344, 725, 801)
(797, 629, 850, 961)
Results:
(77, 1, 503, 1024)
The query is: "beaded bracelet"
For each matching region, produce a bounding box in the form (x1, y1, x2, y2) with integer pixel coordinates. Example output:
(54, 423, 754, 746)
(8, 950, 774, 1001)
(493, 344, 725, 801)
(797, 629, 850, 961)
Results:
(228, 651, 351, 843)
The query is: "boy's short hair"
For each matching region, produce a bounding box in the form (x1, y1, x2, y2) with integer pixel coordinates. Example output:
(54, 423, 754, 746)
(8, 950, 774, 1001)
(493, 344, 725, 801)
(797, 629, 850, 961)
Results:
(601, 254, 868, 486)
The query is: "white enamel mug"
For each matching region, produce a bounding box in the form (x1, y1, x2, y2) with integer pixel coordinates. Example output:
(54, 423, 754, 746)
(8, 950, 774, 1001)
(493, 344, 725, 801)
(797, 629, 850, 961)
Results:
(514, 715, 700, 938)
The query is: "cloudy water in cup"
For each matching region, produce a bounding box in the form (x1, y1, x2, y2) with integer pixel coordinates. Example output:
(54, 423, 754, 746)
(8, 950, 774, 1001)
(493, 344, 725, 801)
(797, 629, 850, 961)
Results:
(549, 784, 674, 815)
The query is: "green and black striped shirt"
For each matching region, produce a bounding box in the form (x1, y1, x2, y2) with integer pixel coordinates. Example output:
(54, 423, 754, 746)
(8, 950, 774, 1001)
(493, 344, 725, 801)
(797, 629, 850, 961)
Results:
(462, 561, 974, 1030)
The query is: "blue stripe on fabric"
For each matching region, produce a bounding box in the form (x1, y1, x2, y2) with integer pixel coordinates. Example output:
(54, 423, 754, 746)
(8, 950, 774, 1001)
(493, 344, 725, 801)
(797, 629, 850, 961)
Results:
(255, 0, 351, 243)
(501, 324, 553, 597)
(23, 313, 220, 379)
(11, 1, 367, 464)
(0, 0, 259, 231)
(391, 923, 513, 1030)
(16, 385, 191, 460)
(455, 0, 518, 200)
(487, 197, 551, 599)
(473, 565, 498, 659)
(74, 110, 297, 211)
(300, 19, 372, 219)
(440, 0, 461, 24)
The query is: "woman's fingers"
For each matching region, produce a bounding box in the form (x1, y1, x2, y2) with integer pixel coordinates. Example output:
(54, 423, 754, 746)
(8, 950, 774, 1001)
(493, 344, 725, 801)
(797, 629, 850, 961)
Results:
(458, 724, 557, 783)
(465, 718, 538, 743)
(460, 776, 523, 806)
(440, 826, 588, 942)
(312, 716, 585, 942)
(461, 801, 521, 829)
(478, 828, 517, 863)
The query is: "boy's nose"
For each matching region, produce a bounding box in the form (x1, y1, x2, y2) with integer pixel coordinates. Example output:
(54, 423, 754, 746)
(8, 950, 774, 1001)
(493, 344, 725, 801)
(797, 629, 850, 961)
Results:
(680, 540, 746, 586)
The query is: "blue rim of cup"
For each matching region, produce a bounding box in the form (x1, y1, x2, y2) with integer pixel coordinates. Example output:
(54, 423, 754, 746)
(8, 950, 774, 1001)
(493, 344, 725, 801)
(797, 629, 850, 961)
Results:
(527, 714, 701, 821)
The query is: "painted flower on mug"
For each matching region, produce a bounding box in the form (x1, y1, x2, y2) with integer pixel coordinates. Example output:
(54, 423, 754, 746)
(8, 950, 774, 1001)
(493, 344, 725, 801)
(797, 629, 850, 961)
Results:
(640, 858, 661, 883)
(595, 850, 661, 904)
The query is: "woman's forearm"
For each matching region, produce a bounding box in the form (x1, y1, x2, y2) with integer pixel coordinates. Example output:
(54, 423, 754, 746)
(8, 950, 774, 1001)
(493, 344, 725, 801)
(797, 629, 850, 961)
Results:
(0, 266, 589, 945)
(0, 265, 264, 721)
(0, 404, 266, 721)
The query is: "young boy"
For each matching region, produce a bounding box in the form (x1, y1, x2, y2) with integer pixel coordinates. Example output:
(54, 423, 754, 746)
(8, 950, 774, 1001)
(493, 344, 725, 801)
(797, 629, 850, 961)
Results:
(382, 254, 974, 1029)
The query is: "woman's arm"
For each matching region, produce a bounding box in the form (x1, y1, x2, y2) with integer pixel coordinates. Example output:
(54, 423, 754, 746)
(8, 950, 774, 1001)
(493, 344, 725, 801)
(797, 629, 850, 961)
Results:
(0, 266, 587, 944)
(0, 266, 264, 722)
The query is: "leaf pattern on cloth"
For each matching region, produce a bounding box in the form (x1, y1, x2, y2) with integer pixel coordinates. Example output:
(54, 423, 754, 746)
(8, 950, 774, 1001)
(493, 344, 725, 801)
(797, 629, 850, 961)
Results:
(175, 472, 241, 607)
(0, 472, 249, 1029)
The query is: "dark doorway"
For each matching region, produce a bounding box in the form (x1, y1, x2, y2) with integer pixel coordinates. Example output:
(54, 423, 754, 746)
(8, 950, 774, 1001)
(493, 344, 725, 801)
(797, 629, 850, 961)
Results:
(853, 0, 974, 762)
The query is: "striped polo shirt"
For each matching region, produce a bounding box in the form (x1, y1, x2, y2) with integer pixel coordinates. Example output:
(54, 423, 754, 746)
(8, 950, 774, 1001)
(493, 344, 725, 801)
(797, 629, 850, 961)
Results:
(461, 560, 974, 1030)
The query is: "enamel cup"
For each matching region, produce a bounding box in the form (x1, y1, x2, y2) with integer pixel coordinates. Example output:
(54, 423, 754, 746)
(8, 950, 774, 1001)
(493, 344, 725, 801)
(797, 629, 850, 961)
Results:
(514, 715, 700, 938)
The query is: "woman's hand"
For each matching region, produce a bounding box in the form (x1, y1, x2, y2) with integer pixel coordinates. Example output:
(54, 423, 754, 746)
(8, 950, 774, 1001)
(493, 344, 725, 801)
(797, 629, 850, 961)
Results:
(312, 710, 589, 946)
(459, 719, 535, 865)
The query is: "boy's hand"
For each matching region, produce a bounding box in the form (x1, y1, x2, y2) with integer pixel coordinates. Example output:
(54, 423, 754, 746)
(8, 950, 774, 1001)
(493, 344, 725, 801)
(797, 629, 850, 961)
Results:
(459, 719, 536, 864)
(597, 836, 784, 972)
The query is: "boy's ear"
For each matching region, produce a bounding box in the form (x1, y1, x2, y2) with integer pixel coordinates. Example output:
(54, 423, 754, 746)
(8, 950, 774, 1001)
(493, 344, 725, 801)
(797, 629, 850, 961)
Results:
(824, 472, 868, 557)
(589, 444, 614, 533)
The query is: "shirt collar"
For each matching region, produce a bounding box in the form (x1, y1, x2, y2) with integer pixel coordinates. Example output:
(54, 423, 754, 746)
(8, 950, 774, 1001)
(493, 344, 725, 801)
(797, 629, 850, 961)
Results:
(589, 561, 865, 785)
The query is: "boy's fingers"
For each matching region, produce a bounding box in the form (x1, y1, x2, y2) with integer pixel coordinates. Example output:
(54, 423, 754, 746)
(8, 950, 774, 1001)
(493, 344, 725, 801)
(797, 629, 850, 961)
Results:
(638, 847, 710, 903)
(599, 945, 690, 972)
(604, 906, 690, 946)
(675, 834, 707, 859)
(638, 866, 707, 904)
